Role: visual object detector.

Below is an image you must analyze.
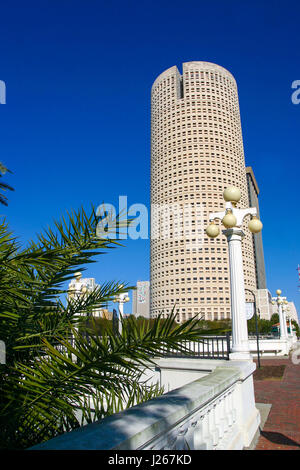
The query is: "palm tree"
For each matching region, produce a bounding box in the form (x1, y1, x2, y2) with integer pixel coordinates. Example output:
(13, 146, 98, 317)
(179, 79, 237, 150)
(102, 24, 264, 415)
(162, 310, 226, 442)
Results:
(0, 163, 14, 206)
(0, 206, 206, 449)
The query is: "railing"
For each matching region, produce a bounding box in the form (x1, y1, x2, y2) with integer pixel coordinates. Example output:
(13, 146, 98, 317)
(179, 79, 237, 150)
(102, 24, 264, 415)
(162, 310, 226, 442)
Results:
(248, 334, 277, 340)
(54, 334, 231, 360)
(31, 361, 259, 450)
(165, 334, 231, 360)
(144, 378, 239, 450)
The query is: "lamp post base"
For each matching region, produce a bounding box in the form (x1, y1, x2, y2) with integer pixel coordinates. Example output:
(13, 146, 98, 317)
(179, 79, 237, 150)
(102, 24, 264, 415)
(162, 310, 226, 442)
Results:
(229, 351, 252, 361)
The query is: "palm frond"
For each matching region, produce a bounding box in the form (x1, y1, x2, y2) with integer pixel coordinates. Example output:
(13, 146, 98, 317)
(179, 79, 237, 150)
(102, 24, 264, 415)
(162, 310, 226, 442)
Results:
(0, 205, 216, 450)
(0, 162, 14, 206)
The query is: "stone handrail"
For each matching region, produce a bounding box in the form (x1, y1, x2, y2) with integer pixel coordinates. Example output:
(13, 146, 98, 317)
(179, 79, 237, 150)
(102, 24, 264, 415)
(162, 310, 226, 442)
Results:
(31, 361, 259, 450)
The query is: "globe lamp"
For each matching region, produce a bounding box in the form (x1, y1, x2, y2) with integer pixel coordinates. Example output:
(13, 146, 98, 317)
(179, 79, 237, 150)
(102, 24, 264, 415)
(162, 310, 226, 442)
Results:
(206, 222, 220, 238)
(223, 186, 241, 204)
(222, 209, 237, 228)
(248, 216, 263, 233)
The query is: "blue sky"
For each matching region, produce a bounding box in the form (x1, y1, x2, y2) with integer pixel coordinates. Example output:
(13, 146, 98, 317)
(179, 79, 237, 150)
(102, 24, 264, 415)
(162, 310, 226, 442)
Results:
(0, 0, 299, 317)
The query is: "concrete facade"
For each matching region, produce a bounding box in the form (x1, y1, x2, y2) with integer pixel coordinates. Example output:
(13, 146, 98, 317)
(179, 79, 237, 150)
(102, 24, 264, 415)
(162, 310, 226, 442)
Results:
(132, 281, 150, 318)
(246, 166, 267, 290)
(288, 301, 299, 325)
(150, 61, 257, 322)
(256, 288, 273, 320)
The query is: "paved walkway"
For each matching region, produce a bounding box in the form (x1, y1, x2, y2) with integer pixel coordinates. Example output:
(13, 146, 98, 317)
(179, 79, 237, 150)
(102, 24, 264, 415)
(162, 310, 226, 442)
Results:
(254, 355, 300, 450)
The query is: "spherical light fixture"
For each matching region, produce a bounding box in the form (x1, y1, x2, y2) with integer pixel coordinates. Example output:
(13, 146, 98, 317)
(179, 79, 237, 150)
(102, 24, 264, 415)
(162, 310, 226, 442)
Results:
(222, 209, 237, 228)
(205, 221, 220, 238)
(125, 296, 130, 302)
(276, 289, 282, 296)
(223, 186, 241, 204)
(248, 216, 263, 233)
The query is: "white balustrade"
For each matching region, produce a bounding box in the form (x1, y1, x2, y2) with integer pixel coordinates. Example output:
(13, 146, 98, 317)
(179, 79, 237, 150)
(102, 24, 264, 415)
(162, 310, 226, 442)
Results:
(142, 383, 239, 450)
(31, 360, 259, 451)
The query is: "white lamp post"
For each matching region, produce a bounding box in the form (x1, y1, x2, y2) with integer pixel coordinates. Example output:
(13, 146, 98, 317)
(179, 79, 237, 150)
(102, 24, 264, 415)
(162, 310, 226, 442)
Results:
(287, 314, 292, 336)
(205, 186, 263, 361)
(113, 285, 130, 334)
(272, 290, 288, 340)
(283, 301, 292, 336)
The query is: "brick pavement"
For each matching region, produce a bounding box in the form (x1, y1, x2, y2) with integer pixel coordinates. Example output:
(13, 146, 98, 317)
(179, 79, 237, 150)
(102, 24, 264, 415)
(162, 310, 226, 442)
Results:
(254, 356, 300, 450)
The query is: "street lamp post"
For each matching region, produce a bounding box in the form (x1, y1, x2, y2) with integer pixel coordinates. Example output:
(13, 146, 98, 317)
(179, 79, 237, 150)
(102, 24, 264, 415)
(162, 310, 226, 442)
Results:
(206, 186, 263, 361)
(272, 290, 288, 340)
(283, 301, 292, 336)
(245, 288, 261, 368)
(113, 285, 130, 334)
(287, 314, 292, 336)
(282, 300, 292, 336)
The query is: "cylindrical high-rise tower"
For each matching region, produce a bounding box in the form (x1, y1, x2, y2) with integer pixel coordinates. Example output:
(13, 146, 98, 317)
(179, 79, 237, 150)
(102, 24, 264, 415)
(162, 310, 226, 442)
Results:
(150, 61, 257, 322)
